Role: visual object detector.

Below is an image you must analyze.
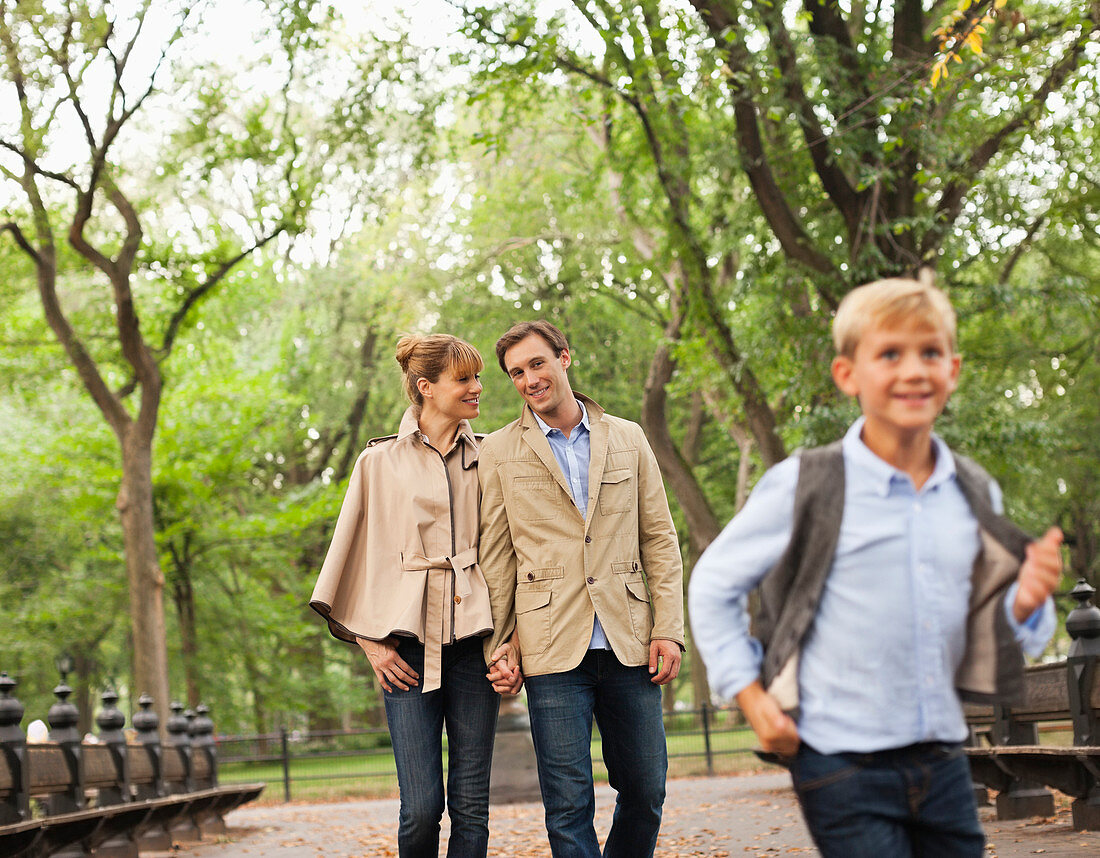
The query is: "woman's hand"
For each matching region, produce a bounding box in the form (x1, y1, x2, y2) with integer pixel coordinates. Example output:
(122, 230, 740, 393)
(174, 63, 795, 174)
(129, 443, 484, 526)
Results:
(359, 637, 419, 692)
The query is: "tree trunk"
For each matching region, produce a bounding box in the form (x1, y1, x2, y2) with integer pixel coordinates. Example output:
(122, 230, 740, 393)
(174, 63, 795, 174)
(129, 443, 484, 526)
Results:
(641, 287, 722, 564)
(117, 431, 172, 728)
(171, 554, 201, 709)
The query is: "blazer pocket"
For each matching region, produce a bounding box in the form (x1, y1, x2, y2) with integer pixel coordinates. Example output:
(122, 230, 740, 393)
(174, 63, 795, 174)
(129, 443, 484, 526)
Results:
(611, 559, 643, 580)
(598, 469, 634, 515)
(511, 475, 565, 521)
(517, 566, 564, 584)
(515, 588, 552, 657)
(624, 579, 653, 644)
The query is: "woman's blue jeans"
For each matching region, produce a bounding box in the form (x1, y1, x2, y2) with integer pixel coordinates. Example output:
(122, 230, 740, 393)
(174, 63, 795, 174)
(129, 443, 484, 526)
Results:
(524, 649, 667, 858)
(383, 636, 500, 858)
(790, 741, 985, 858)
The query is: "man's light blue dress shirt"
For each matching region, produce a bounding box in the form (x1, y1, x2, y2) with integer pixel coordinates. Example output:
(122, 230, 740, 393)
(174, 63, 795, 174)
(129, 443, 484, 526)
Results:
(531, 400, 611, 650)
(689, 418, 1055, 755)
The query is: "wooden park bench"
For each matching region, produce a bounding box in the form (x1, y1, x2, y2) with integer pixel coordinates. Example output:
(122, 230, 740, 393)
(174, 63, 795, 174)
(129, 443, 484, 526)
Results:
(965, 578, 1100, 831)
(0, 674, 264, 857)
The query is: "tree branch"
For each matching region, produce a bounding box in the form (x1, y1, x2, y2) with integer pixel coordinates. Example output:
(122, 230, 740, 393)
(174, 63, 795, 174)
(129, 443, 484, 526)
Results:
(0, 140, 81, 189)
(999, 213, 1046, 285)
(688, 0, 838, 276)
(923, 27, 1093, 255)
(1, 220, 41, 265)
(757, 1, 862, 235)
(158, 227, 287, 358)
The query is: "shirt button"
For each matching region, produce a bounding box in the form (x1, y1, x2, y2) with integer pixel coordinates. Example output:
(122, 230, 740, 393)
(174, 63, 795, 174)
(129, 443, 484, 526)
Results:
(585, 535, 592, 544)
(527, 573, 534, 581)
(454, 596, 462, 605)
(587, 577, 595, 584)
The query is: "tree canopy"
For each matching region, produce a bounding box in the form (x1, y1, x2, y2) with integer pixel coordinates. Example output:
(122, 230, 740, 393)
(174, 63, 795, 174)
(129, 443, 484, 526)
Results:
(1, 0, 1096, 730)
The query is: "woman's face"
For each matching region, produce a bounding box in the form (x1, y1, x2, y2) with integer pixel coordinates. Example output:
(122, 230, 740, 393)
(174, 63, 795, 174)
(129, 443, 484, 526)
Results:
(421, 365, 482, 422)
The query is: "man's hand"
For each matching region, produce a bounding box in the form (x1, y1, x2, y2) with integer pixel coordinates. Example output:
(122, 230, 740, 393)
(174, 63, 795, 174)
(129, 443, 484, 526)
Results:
(487, 634, 524, 695)
(1013, 526, 1064, 623)
(648, 639, 681, 685)
(358, 637, 419, 693)
(736, 681, 800, 758)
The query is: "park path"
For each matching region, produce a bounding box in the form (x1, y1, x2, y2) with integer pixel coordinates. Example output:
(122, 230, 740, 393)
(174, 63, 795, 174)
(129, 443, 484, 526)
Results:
(152, 771, 1100, 857)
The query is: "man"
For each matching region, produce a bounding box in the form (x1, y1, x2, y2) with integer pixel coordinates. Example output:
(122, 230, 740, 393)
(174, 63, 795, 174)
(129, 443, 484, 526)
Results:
(479, 320, 684, 858)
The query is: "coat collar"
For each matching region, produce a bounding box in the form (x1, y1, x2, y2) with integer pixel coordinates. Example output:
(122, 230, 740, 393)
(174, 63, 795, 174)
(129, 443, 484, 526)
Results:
(396, 406, 479, 468)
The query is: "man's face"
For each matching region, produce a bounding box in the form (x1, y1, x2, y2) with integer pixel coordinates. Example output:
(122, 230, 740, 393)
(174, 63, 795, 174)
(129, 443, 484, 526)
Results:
(502, 333, 573, 421)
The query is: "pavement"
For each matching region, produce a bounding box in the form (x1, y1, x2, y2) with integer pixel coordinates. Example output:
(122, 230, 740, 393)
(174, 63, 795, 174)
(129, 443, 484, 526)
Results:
(151, 771, 1100, 857)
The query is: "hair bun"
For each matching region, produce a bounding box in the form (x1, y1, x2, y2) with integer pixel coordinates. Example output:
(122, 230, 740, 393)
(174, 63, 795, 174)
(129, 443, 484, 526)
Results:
(394, 335, 422, 370)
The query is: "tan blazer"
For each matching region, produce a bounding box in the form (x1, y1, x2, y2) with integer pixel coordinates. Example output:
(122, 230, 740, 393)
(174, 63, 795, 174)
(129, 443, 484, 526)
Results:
(310, 407, 493, 692)
(479, 393, 684, 677)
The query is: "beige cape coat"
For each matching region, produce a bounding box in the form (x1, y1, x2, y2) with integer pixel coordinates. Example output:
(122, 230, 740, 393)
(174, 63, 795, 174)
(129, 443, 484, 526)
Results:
(310, 408, 492, 691)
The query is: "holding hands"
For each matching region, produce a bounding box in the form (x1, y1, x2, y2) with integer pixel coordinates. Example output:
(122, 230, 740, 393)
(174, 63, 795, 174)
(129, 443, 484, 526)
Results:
(1013, 526, 1064, 624)
(487, 631, 524, 694)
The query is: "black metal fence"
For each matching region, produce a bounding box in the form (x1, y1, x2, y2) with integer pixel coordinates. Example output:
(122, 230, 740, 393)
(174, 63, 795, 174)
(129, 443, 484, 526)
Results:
(217, 704, 759, 803)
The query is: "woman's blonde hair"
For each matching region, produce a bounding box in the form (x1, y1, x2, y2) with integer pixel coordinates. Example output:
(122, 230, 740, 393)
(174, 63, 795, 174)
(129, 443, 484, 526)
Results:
(395, 334, 483, 409)
(832, 269, 957, 358)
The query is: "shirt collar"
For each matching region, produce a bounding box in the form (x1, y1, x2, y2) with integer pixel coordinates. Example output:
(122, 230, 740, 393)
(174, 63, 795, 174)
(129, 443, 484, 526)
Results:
(531, 398, 590, 439)
(841, 417, 957, 496)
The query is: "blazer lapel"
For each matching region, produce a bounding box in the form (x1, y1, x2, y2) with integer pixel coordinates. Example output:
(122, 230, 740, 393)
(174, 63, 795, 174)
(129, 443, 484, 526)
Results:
(585, 409, 609, 524)
(519, 408, 576, 503)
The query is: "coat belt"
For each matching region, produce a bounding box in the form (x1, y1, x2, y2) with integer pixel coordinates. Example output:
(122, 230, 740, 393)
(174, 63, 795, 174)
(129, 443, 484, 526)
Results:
(400, 546, 479, 692)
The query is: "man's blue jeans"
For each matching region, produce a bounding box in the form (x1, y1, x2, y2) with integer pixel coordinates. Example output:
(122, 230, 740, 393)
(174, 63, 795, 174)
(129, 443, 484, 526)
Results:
(790, 741, 985, 858)
(383, 636, 500, 858)
(524, 649, 667, 858)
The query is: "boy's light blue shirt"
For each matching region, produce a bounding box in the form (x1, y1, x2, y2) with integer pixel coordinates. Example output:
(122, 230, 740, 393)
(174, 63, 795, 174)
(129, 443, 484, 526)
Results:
(531, 400, 611, 650)
(689, 418, 1055, 755)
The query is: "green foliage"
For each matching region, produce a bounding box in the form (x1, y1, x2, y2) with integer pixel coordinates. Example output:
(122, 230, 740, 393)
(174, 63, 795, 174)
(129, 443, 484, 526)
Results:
(2, 0, 1097, 736)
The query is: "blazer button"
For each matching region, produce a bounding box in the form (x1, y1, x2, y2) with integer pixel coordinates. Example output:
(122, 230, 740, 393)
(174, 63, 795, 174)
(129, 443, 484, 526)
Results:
(584, 535, 592, 544)
(527, 572, 535, 581)
(586, 577, 595, 584)
(454, 595, 462, 605)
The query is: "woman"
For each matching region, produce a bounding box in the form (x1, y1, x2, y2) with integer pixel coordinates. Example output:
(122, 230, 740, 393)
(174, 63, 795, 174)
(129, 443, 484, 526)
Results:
(310, 334, 515, 858)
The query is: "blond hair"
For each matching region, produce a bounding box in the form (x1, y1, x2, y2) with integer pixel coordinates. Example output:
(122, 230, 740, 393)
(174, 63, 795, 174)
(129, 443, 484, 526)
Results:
(395, 334, 483, 409)
(832, 270, 957, 357)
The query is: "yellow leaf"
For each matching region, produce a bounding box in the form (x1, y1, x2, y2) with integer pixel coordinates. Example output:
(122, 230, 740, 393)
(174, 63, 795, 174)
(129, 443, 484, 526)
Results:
(931, 62, 945, 87)
(994, 0, 1008, 8)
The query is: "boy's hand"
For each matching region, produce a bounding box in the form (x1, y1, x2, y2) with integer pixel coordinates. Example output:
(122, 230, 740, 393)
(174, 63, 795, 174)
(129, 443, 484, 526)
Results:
(486, 634, 524, 695)
(736, 680, 800, 758)
(1013, 526, 1064, 624)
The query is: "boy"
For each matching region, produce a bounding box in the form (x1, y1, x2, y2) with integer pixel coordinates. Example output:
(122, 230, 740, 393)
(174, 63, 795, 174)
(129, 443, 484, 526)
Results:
(688, 275, 1063, 857)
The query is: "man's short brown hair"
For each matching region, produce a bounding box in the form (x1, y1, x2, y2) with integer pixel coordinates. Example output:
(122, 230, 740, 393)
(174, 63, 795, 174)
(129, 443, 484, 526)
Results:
(495, 320, 570, 373)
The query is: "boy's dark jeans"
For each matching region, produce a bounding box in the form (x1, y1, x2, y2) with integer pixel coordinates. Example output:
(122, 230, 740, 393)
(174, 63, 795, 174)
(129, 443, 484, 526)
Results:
(790, 741, 984, 858)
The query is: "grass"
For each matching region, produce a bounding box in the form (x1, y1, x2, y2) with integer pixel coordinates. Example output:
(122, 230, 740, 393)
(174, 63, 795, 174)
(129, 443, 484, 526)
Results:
(219, 722, 763, 804)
